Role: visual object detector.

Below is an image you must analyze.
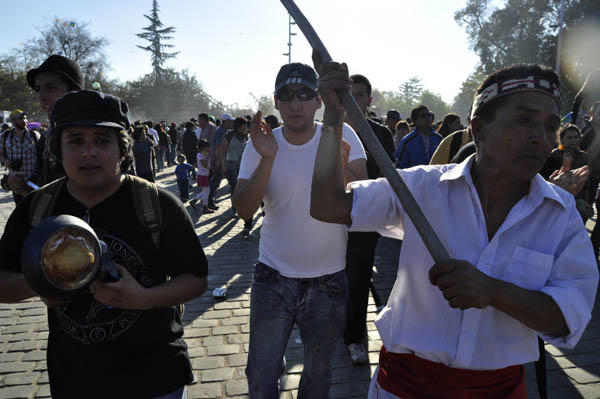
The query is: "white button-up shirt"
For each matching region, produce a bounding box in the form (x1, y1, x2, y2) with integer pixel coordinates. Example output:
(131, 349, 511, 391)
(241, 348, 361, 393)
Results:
(349, 154, 598, 370)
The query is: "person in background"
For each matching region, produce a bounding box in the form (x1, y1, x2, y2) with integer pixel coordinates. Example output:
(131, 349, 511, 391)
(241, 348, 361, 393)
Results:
(174, 154, 194, 203)
(190, 139, 214, 214)
(395, 105, 443, 168)
(393, 120, 410, 150)
(386, 109, 401, 135)
(437, 113, 463, 138)
(132, 125, 155, 183)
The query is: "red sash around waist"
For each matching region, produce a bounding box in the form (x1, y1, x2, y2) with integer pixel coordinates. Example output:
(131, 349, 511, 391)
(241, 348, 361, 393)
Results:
(377, 346, 526, 399)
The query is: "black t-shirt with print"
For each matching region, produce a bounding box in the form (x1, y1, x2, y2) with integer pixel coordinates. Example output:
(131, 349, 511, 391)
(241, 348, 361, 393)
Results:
(0, 178, 208, 398)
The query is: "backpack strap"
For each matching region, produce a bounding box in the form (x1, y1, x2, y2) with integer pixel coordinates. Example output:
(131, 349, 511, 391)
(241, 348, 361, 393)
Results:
(29, 177, 67, 227)
(128, 175, 162, 247)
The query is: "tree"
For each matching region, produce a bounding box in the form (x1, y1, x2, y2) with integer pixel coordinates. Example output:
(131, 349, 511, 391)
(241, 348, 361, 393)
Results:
(452, 68, 487, 120)
(419, 90, 451, 122)
(136, 0, 179, 79)
(398, 76, 423, 111)
(21, 17, 109, 80)
(455, 0, 600, 108)
(256, 95, 276, 117)
(0, 55, 43, 121)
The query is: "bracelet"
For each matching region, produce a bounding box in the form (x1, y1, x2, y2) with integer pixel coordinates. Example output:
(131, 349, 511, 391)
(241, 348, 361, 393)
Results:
(321, 124, 342, 133)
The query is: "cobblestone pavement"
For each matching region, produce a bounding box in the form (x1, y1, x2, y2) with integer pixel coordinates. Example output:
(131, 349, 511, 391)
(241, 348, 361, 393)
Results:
(0, 165, 599, 398)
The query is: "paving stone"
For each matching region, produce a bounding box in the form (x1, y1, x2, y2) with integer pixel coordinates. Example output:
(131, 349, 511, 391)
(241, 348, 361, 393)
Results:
(34, 384, 51, 398)
(212, 326, 238, 335)
(22, 351, 46, 362)
(225, 379, 249, 396)
(187, 382, 222, 399)
(0, 352, 22, 363)
(191, 319, 218, 328)
(1, 372, 40, 386)
(7, 342, 38, 352)
(564, 367, 600, 384)
(228, 354, 248, 367)
(206, 344, 240, 356)
(0, 362, 31, 374)
(201, 310, 232, 319)
(0, 385, 36, 399)
(221, 316, 249, 326)
(202, 336, 225, 346)
(200, 367, 235, 382)
(183, 328, 210, 338)
(227, 334, 249, 345)
(191, 356, 225, 370)
(214, 301, 241, 310)
(187, 347, 206, 358)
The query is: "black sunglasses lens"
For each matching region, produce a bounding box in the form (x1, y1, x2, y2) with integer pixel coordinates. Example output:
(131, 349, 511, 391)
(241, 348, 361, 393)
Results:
(277, 90, 293, 101)
(277, 89, 316, 102)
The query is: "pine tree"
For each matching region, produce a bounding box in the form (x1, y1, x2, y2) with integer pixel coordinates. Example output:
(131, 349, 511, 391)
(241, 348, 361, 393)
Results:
(136, 0, 179, 80)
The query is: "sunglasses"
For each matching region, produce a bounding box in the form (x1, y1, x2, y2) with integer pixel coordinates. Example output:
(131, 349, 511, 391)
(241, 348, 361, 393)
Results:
(276, 88, 317, 102)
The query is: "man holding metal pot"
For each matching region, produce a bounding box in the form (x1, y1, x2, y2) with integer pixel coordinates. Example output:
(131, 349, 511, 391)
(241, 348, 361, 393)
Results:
(0, 90, 208, 399)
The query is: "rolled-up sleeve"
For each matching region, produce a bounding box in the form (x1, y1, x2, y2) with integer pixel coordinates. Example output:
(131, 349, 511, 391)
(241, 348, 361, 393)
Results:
(349, 178, 405, 240)
(539, 205, 599, 347)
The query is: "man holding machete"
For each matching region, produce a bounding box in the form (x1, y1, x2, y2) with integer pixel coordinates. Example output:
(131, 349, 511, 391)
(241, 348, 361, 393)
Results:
(311, 59, 598, 398)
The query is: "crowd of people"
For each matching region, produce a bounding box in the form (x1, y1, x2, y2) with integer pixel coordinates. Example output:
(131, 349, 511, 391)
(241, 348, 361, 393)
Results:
(0, 52, 598, 399)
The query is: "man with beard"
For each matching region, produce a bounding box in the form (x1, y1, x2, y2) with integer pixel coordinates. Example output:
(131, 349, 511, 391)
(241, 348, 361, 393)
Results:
(0, 110, 40, 204)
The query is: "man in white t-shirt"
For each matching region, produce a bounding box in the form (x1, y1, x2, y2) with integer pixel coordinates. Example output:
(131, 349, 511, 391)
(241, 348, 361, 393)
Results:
(233, 62, 367, 399)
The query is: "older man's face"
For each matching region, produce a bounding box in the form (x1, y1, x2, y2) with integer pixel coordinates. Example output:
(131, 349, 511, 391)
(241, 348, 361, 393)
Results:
(473, 91, 561, 182)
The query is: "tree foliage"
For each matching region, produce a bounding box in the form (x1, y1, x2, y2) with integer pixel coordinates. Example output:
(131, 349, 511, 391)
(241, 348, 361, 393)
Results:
(454, 0, 600, 111)
(136, 0, 179, 80)
(21, 17, 109, 81)
(371, 77, 453, 122)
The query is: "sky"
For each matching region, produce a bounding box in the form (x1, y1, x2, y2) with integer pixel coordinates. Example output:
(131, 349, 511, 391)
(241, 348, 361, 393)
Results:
(0, 0, 481, 114)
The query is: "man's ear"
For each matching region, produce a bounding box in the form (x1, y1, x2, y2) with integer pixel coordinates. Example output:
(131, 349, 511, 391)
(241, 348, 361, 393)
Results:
(470, 116, 486, 143)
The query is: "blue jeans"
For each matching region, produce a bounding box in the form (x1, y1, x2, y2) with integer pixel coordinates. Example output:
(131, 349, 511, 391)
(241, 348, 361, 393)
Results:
(170, 143, 178, 165)
(246, 263, 348, 399)
(157, 147, 166, 170)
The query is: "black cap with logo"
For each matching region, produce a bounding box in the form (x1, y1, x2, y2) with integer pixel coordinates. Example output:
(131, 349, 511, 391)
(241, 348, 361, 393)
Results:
(275, 63, 318, 93)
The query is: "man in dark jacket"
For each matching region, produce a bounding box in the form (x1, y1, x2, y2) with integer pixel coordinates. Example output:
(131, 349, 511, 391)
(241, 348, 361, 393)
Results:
(343, 73, 396, 364)
(182, 121, 198, 174)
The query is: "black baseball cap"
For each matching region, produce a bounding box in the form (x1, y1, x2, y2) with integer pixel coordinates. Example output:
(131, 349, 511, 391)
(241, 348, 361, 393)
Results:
(275, 63, 318, 93)
(51, 90, 131, 133)
(27, 55, 84, 90)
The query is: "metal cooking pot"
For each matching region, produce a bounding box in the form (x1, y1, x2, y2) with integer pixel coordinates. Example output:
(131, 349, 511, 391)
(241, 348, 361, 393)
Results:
(21, 215, 118, 300)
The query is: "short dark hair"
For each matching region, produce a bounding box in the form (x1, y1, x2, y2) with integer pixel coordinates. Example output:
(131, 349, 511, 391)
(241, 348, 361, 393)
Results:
(233, 117, 248, 130)
(557, 123, 581, 144)
(350, 74, 372, 96)
(410, 105, 429, 122)
(198, 113, 209, 122)
(197, 138, 210, 151)
(437, 113, 461, 136)
(473, 64, 561, 122)
(50, 127, 134, 173)
(395, 121, 410, 131)
(264, 115, 280, 129)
